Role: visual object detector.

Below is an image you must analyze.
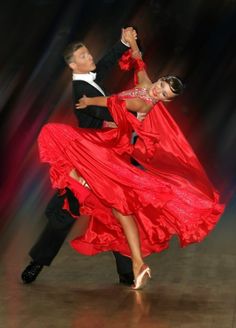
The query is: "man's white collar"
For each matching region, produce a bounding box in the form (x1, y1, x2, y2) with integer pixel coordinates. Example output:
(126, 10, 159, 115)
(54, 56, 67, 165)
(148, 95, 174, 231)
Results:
(72, 72, 97, 82)
(72, 72, 105, 96)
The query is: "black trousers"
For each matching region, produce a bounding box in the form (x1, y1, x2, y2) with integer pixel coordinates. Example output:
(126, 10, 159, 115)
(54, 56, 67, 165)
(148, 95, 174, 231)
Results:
(29, 191, 132, 275)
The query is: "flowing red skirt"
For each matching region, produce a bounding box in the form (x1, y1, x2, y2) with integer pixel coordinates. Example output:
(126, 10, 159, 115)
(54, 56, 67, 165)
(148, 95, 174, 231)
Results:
(38, 96, 224, 257)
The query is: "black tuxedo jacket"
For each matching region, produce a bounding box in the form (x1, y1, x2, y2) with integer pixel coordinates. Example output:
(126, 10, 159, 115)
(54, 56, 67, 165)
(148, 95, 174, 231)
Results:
(72, 41, 128, 129)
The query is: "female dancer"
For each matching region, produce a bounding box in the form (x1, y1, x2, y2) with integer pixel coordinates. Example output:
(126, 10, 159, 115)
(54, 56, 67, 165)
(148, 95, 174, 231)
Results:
(38, 32, 224, 289)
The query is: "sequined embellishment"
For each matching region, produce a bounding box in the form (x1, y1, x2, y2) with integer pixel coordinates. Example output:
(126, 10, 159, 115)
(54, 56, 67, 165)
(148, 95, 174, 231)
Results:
(118, 87, 157, 105)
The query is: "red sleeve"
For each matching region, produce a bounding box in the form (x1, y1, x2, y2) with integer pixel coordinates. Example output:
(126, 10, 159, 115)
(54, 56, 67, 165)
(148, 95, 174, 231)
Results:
(119, 50, 146, 85)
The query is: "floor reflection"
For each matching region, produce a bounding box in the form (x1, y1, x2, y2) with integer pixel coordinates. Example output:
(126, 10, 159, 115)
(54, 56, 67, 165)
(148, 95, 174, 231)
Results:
(0, 195, 235, 327)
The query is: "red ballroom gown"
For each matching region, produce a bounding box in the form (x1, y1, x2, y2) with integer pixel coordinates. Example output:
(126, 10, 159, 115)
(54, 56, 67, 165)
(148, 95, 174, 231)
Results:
(38, 56, 224, 258)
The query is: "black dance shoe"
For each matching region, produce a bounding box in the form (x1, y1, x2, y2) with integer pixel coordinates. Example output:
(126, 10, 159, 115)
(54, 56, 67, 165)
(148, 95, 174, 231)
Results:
(21, 261, 43, 284)
(119, 273, 134, 286)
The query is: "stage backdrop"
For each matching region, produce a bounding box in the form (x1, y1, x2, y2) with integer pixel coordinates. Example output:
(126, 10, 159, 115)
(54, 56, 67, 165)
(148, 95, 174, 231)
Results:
(1, 0, 235, 252)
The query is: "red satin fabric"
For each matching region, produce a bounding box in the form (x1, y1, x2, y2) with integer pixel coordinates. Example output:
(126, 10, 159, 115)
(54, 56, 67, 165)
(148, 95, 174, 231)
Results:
(38, 95, 224, 258)
(119, 49, 146, 85)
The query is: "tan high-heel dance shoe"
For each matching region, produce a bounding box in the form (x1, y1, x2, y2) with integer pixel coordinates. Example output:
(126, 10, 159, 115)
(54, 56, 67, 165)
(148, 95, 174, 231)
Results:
(132, 264, 151, 290)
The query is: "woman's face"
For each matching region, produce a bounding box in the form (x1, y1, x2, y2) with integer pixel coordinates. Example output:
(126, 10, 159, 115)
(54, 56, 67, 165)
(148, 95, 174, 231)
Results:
(149, 79, 176, 102)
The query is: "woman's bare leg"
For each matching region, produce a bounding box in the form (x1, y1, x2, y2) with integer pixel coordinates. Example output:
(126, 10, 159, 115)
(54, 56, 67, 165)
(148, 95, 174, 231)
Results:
(69, 168, 89, 188)
(70, 168, 142, 271)
(112, 209, 144, 279)
(70, 169, 150, 287)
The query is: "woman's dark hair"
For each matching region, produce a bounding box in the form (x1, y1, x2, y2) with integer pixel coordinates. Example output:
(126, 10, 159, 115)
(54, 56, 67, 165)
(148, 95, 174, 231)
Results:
(161, 76, 185, 95)
(63, 41, 85, 64)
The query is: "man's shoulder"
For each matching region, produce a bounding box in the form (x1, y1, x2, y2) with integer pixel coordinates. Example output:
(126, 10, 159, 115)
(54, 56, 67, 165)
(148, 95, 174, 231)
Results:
(72, 80, 103, 98)
(72, 80, 95, 91)
(72, 80, 91, 86)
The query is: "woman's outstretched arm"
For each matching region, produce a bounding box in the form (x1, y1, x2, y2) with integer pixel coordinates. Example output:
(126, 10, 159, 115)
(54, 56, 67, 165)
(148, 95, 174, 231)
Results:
(76, 95, 151, 113)
(123, 31, 151, 85)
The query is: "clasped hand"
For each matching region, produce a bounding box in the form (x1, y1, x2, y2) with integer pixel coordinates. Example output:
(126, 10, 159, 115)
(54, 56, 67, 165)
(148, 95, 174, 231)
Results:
(76, 95, 89, 109)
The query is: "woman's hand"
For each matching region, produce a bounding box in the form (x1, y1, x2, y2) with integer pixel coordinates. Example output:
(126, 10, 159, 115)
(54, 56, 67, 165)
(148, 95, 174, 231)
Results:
(76, 95, 89, 109)
(137, 112, 147, 121)
(122, 29, 137, 46)
(103, 121, 117, 128)
(121, 27, 137, 44)
(123, 29, 142, 59)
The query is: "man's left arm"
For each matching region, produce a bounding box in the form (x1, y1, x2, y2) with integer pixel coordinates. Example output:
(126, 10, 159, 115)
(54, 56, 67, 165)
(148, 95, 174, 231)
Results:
(95, 40, 129, 83)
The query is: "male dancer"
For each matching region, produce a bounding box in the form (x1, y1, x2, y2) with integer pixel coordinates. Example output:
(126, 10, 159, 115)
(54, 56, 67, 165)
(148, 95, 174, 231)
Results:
(21, 28, 135, 285)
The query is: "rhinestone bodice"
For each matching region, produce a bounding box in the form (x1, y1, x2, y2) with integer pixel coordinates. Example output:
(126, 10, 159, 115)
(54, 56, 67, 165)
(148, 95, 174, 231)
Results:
(118, 87, 157, 105)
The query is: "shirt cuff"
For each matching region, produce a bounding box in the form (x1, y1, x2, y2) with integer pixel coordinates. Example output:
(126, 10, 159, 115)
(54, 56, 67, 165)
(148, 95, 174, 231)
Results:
(121, 39, 130, 48)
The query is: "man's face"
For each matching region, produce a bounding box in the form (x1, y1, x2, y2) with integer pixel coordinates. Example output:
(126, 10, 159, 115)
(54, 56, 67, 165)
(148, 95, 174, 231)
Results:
(149, 79, 176, 102)
(69, 46, 96, 73)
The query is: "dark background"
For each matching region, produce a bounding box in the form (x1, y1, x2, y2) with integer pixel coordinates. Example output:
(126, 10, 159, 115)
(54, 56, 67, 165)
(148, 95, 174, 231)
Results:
(1, 0, 236, 237)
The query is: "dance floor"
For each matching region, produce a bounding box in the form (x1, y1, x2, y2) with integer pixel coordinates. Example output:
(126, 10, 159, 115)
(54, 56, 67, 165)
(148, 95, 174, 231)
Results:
(0, 195, 235, 328)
